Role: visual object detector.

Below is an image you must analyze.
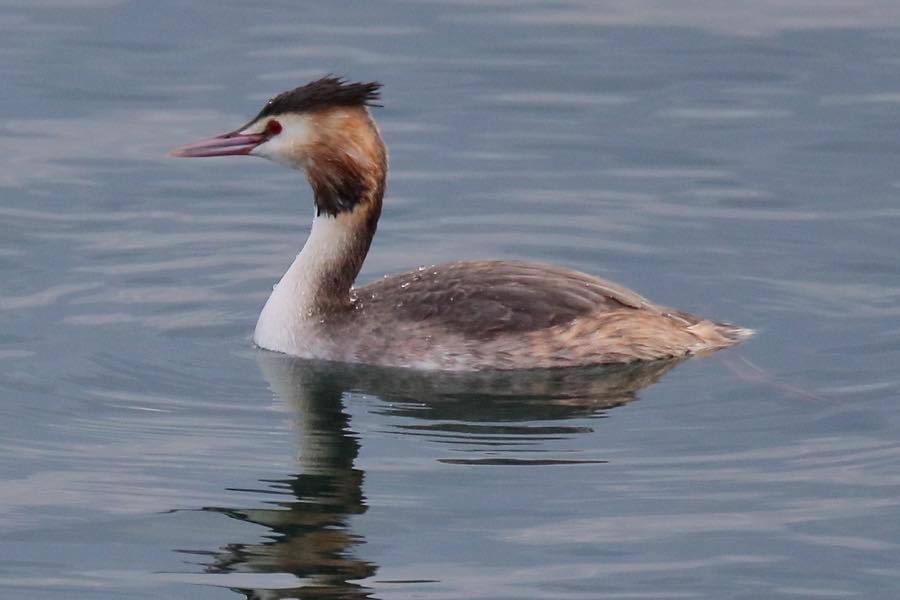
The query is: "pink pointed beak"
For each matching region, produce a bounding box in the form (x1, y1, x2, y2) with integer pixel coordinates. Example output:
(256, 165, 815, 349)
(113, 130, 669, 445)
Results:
(169, 129, 267, 158)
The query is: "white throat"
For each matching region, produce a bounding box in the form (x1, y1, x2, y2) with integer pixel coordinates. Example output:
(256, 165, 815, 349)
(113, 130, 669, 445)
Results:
(253, 213, 358, 357)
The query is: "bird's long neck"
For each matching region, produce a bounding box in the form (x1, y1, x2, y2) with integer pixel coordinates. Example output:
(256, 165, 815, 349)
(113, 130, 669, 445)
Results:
(287, 198, 381, 311)
(254, 116, 385, 354)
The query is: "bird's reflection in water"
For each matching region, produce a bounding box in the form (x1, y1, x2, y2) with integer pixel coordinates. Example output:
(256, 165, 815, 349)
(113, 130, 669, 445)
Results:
(191, 353, 682, 599)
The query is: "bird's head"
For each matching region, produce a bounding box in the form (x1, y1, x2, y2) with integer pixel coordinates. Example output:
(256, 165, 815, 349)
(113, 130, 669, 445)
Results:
(171, 76, 386, 216)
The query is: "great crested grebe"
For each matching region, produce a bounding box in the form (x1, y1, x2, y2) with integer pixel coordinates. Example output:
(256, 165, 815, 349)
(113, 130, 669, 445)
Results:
(171, 77, 751, 371)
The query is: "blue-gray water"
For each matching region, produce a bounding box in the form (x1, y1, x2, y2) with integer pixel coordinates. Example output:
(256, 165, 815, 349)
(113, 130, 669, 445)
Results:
(2, 2, 900, 598)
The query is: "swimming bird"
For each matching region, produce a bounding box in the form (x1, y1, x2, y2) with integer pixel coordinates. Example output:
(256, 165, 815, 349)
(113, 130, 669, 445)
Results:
(171, 77, 751, 371)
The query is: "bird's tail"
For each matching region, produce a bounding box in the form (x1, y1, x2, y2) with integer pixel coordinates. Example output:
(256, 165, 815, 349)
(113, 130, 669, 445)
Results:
(717, 322, 756, 343)
(686, 319, 755, 353)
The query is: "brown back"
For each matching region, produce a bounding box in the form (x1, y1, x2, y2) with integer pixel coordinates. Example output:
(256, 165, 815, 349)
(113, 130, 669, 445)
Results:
(356, 260, 658, 341)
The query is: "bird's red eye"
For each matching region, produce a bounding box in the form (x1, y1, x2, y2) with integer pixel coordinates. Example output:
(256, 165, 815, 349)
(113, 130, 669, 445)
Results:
(266, 120, 283, 135)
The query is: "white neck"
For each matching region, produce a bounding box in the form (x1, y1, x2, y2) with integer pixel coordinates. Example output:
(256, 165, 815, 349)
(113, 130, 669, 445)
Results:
(253, 213, 360, 357)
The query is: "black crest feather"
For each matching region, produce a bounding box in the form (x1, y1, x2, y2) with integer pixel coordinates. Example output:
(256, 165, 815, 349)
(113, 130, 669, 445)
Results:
(256, 76, 382, 119)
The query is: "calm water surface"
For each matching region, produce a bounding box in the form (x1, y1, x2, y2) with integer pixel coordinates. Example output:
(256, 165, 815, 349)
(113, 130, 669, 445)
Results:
(2, 1, 900, 598)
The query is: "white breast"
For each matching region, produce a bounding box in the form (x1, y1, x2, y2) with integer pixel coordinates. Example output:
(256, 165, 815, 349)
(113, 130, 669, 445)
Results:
(253, 214, 354, 358)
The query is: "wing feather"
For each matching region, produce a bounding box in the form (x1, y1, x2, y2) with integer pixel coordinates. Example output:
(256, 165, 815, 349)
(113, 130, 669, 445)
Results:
(356, 260, 658, 340)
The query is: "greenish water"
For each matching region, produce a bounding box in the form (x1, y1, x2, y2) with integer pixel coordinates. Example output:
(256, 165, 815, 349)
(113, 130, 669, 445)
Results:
(1, 2, 899, 598)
